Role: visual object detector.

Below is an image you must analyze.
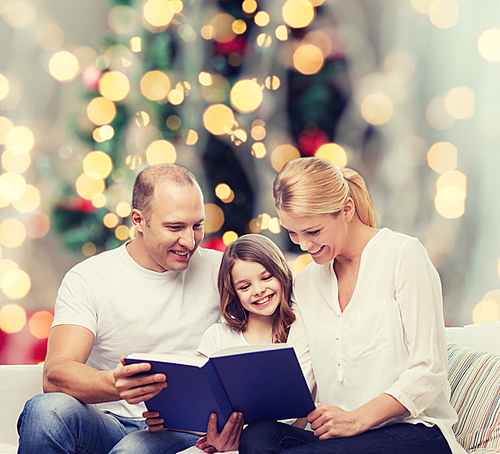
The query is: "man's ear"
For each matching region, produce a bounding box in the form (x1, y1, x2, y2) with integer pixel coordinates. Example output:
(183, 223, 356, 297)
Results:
(131, 209, 145, 233)
(343, 197, 355, 222)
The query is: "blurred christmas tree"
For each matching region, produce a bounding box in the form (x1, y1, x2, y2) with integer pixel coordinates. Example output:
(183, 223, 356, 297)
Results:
(53, 0, 350, 255)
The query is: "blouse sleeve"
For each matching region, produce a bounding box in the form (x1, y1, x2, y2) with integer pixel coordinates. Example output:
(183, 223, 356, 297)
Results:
(197, 323, 222, 357)
(384, 237, 449, 417)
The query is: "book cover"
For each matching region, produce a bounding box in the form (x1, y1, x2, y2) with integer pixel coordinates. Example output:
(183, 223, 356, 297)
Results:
(125, 344, 315, 433)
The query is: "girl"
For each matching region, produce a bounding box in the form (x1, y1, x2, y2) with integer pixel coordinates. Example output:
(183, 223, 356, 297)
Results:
(145, 234, 314, 452)
(239, 157, 465, 454)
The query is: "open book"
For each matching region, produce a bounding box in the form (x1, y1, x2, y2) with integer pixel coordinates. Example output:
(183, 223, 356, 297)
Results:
(125, 343, 315, 433)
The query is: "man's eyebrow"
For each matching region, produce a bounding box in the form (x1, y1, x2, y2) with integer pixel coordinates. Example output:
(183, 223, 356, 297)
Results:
(162, 219, 205, 226)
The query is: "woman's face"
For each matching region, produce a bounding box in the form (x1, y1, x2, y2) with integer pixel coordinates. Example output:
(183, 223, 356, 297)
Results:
(277, 208, 349, 265)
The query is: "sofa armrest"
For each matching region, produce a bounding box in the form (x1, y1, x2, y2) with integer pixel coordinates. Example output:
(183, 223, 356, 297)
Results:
(0, 365, 44, 447)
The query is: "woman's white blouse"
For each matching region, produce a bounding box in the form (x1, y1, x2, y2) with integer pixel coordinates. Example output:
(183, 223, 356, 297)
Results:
(293, 228, 465, 454)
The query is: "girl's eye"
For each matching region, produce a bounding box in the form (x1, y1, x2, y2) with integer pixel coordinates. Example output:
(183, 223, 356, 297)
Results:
(263, 275, 273, 281)
(239, 285, 250, 291)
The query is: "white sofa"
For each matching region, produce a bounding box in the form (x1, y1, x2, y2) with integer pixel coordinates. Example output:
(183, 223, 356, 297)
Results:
(2, 322, 500, 454)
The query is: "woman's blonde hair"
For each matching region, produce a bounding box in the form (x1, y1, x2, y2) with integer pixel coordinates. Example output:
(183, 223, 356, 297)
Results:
(273, 157, 376, 227)
(218, 234, 296, 343)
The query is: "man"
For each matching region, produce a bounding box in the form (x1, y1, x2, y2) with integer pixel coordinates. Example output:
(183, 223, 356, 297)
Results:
(17, 163, 242, 454)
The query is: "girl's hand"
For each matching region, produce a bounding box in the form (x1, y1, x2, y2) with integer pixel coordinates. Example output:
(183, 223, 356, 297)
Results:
(195, 412, 243, 452)
(143, 410, 165, 432)
(307, 403, 363, 440)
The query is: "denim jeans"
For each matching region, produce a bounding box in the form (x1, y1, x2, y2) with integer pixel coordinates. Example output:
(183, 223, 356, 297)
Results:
(17, 393, 199, 454)
(239, 420, 453, 454)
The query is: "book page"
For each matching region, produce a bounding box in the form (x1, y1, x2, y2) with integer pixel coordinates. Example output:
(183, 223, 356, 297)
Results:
(211, 342, 291, 358)
(127, 352, 208, 368)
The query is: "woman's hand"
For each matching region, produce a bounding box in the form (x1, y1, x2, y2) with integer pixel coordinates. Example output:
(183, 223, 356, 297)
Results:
(307, 404, 363, 440)
(143, 410, 165, 432)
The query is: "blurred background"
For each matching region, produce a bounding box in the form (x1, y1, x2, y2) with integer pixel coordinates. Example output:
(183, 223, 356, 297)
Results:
(0, 0, 499, 364)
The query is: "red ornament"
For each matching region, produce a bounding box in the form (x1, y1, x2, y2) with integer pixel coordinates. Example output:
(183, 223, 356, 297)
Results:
(298, 128, 329, 157)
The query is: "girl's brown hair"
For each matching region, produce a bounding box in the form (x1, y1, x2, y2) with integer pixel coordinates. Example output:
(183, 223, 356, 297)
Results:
(218, 234, 296, 343)
(273, 157, 376, 227)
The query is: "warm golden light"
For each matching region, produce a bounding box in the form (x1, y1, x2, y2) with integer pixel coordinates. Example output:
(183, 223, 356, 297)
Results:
(75, 173, 106, 200)
(429, 0, 458, 29)
(472, 290, 500, 323)
(292, 253, 313, 276)
(222, 231, 238, 245)
(29, 311, 54, 339)
(360, 93, 394, 125)
(436, 170, 466, 198)
(268, 217, 281, 234)
(5, 125, 35, 152)
(230, 79, 263, 113)
(2, 148, 31, 174)
(83, 151, 113, 179)
(383, 51, 416, 82)
(445, 86, 475, 119)
(103, 212, 119, 228)
(427, 142, 457, 173)
(0, 116, 14, 144)
(478, 29, 500, 62)
(0, 73, 9, 101)
(264, 75, 281, 90)
(215, 183, 232, 200)
(130, 36, 142, 52)
(146, 139, 177, 165)
(167, 87, 184, 105)
(256, 33, 272, 48)
(0, 303, 26, 333)
(203, 104, 236, 135)
(25, 212, 51, 240)
(251, 142, 267, 159)
(116, 201, 132, 218)
(435, 170, 467, 219)
(0, 259, 18, 288)
(0, 218, 26, 248)
(200, 25, 213, 40)
(108, 5, 136, 35)
(282, 0, 315, 29)
(426, 97, 455, 130)
(204, 203, 225, 233)
(242, 0, 257, 14)
(0, 172, 26, 201)
(48, 51, 79, 83)
(140, 71, 171, 101)
(12, 184, 40, 213)
(186, 129, 199, 145)
(251, 125, 266, 141)
(275, 25, 289, 41)
(411, 0, 433, 14)
(293, 44, 324, 75)
(315, 143, 347, 167)
(87, 97, 117, 125)
(232, 19, 247, 34)
(255, 11, 270, 27)
(115, 225, 130, 240)
(143, 0, 174, 28)
(271, 144, 300, 172)
(2, 269, 31, 300)
(99, 71, 130, 101)
(211, 13, 236, 43)
(91, 193, 107, 208)
(82, 242, 97, 257)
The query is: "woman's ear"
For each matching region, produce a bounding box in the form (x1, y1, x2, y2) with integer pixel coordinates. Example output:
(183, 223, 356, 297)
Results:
(343, 197, 355, 222)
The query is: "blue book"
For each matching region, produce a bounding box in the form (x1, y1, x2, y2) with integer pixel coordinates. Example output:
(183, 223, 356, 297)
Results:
(124, 343, 315, 433)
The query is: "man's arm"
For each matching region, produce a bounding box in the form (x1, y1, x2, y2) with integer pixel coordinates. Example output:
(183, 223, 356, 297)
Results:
(44, 324, 167, 404)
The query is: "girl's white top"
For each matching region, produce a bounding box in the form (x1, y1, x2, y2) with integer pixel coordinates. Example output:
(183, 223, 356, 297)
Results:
(293, 228, 465, 454)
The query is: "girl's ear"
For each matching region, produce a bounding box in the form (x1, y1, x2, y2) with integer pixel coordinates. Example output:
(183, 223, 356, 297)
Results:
(343, 197, 355, 222)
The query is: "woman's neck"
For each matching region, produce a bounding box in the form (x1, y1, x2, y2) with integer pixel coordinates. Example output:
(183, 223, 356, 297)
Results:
(243, 313, 275, 344)
(336, 216, 378, 267)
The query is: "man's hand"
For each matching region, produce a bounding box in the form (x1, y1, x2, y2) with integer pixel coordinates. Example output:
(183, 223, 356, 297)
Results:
(143, 410, 165, 432)
(113, 357, 167, 405)
(195, 412, 243, 453)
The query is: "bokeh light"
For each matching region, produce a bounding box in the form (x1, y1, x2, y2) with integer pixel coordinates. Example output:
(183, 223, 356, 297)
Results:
(0, 219, 26, 248)
(315, 143, 347, 167)
(293, 44, 324, 75)
(271, 144, 300, 171)
(0, 74, 9, 101)
(291, 253, 313, 276)
(75, 173, 106, 200)
(0, 259, 19, 288)
(255, 11, 270, 27)
(108, 5, 136, 35)
(83, 151, 113, 179)
(29, 311, 54, 339)
(478, 29, 500, 62)
(140, 71, 171, 101)
(472, 290, 500, 324)
(204, 203, 225, 233)
(242, 0, 257, 14)
(210, 13, 236, 43)
(87, 97, 117, 125)
(445, 86, 474, 119)
(435, 170, 467, 219)
(268, 217, 281, 234)
(4, 0, 35, 28)
(99, 71, 130, 101)
(48, 51, 80, 83)
(230, 79, 263, 113)
(0, 116, 14, 144)
(103, 212, 119, 228)
(145, 140, 177, 165)
(0, 303, 27, 333)
(115, 225, 130, 240)
(186, 129, 199, 145)
(427, 142, 457, 173)
(203, 104, 236, 135)
(282, 0, 315, 29)
(36, 23, 65, 51)
(12, 184, 41, 213)
(6, 125, 35, 152)
(360, 93, 394, 125)
(2, 269, 31, 300)
(2, 147, 31, 173)
(142, 0, 174, 28)
(222, 231, 238, 245)
(429, 0, 458, 29)
(251, 142, 267, 159)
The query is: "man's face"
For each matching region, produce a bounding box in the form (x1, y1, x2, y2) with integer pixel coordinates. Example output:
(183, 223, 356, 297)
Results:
(136, 183, 205, 272)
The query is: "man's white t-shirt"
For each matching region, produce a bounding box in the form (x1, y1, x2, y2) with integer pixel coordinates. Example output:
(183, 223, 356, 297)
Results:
(53, 243, 222, 418)
(293, 228, 466, 454)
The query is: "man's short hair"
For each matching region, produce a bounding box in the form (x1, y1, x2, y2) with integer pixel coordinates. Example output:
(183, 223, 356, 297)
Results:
(132, 164, 199, 225)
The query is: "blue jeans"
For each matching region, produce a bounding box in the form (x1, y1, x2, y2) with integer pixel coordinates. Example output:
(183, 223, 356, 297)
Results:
(239, 420, 453, 454)
(17, 393, 199, 454)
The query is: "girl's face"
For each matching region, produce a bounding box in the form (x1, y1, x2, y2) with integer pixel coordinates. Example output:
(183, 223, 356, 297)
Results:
(231, 259, 282, 320)
(277, 206, 351, 265)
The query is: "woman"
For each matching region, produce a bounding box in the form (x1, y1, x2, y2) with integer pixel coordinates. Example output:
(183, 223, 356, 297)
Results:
(239, 157, 465, 454)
